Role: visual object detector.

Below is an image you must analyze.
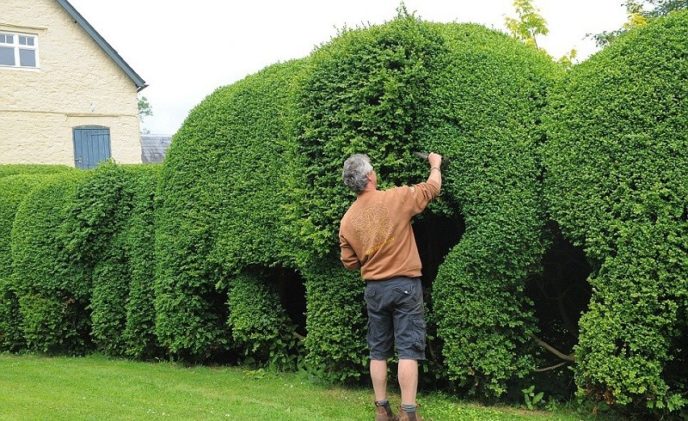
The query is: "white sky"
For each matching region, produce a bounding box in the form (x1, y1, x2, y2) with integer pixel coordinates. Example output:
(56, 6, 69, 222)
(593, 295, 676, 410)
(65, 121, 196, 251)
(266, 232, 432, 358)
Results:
(68, 0, 628, 135)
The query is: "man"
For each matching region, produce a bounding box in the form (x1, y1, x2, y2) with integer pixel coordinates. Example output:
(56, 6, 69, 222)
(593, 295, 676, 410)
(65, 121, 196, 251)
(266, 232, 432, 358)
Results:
(339, 152, 442, 421)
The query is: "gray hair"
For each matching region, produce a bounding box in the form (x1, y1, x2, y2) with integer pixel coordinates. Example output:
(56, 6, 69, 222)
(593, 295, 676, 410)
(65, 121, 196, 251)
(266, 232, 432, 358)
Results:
(342, 154, 373, 193)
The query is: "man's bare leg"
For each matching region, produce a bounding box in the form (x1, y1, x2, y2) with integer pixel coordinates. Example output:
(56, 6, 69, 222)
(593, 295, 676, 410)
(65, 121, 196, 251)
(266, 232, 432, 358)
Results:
(370, 359, 388, 401)
(398, 359, 418, 405)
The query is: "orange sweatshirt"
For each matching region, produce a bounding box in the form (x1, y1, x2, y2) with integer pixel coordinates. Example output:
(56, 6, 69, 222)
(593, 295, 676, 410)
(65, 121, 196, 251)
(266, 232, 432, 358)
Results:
(339, 180, 440, 281)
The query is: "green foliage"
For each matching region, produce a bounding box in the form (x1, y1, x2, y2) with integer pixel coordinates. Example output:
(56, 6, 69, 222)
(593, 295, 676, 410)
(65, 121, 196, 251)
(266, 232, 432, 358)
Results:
(227, 272, 301, 370)
(505, 0, 549, 48)
(60, 164, 162, 358)
(138, 95, 153, 121)
(543, 11, 688, 414)
(123, 165, 163, 360)
(0, 174, 53, 352)
(301, 261, 368, 383)
(0, 164, 71, 179)
(290, 12, 559, 393)
(421, 23, 560, 398)
(522, 385, 545, 410)
(290, 14, 455, 383)
(291, 14, 448, 262)
(12, 172, 91, 354)
(61, 164, 131, 356)
(592, 0, 687, 46)
(0, 278, 23, 352)
(159, 12, 559, 389)
(155, 60, 306, 361)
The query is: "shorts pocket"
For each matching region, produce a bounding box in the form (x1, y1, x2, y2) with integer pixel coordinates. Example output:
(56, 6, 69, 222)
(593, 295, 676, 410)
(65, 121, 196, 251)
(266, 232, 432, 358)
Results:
(412, 318, 426, 352)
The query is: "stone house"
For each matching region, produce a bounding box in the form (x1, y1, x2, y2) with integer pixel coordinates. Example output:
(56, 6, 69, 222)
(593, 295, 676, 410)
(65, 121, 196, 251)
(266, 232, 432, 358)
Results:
(1, 0, 146, 168)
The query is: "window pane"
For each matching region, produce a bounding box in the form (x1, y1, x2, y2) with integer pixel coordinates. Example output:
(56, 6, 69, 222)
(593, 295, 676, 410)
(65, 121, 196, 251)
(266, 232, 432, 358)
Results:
(27, 37, 35, 46)
(0, 35, 5, 43)
(19, 49, 36, 67)
(19, 36, 27, 45)
(6, 35, 13, 43)
(0, 47, 15, 65)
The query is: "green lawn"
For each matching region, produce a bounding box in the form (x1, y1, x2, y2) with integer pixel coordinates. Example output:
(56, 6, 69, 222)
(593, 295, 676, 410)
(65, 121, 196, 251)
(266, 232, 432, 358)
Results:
(0, 354, 589, 420)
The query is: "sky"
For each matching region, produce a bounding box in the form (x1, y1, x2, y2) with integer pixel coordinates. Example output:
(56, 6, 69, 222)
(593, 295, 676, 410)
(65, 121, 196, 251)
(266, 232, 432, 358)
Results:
(68, 0, 628, 136)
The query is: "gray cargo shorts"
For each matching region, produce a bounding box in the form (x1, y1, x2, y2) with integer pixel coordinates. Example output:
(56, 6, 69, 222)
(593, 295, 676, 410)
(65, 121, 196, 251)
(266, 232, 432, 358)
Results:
(364, 276, 426, 361)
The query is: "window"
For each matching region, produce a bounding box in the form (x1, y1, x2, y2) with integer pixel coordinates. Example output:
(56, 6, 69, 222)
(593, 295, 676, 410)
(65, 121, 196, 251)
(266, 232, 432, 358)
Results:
(0, 32, 38, 68)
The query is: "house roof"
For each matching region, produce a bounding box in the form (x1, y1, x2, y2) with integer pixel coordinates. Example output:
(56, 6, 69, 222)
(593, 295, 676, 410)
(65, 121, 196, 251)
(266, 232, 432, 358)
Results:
(56, 0, 147, 91)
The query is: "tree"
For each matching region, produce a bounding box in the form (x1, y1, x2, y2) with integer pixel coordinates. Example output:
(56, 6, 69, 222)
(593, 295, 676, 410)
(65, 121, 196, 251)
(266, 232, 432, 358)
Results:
(505, 0, 576, 67)
(591, 0, 687, 46)
(137, 95, 153, 122)
(504, 0, 549, 48)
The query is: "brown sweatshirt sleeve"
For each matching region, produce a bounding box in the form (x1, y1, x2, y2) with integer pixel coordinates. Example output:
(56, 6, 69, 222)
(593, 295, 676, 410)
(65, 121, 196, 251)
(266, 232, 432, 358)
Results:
(398, 179, 441, 217)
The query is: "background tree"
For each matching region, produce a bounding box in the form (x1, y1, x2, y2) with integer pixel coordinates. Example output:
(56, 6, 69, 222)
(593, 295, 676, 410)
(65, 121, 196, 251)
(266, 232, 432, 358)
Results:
(505, 0, 577, 67)
(592, 0, 687, 46)
(504, 0, 549, 48)
(137, 95, 153, 122)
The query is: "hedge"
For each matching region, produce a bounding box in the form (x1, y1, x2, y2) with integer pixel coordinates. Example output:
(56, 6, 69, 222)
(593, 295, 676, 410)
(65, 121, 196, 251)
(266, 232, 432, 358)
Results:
(542, 11, 688, 414)
(12, 172, 91, 354)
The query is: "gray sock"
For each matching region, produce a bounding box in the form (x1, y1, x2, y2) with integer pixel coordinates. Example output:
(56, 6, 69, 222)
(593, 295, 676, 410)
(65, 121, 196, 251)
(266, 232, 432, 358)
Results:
(375, 399, 389, 407)
(402, 404, 417, 413)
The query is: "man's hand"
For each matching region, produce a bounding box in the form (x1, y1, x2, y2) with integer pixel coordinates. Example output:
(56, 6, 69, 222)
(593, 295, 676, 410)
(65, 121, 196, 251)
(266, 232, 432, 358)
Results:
(428, 152, 442, 169)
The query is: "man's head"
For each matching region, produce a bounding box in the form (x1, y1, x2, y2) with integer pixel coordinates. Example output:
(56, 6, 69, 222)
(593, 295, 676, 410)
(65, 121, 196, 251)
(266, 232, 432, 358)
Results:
(343, 154, 376, 193)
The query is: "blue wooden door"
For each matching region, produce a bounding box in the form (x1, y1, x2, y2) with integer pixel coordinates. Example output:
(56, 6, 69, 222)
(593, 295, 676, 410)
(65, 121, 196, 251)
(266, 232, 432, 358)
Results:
(73, 126, 111, 169)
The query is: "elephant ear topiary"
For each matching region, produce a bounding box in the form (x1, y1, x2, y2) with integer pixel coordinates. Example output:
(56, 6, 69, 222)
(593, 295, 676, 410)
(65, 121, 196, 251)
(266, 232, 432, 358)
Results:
(543, 11, 688, 414)
(155, 60, 307, 362)
(419, 23, 562, 398)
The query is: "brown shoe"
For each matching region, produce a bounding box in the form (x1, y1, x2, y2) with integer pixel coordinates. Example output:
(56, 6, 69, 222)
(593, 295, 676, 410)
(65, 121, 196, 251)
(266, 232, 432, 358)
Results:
(398, 406, 423, 421)
(374, 401, 397, 421)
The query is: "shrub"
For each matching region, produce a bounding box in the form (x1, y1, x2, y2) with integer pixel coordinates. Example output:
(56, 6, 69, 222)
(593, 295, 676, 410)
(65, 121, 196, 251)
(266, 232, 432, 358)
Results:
(423, 23, 561, 398)
(12, 172, 91, 354)
(157, 11, 559, 389)
(542, 11, 688, 413)
(0, 278, 23, 352)
(301, 261, 368, 383)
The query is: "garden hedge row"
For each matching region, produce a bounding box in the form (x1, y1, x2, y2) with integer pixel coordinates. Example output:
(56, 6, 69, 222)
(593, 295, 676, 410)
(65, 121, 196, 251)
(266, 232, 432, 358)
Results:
(0, 9, 685, 418)
(3, 164, 161, 359)
(542, 11, 688, 414)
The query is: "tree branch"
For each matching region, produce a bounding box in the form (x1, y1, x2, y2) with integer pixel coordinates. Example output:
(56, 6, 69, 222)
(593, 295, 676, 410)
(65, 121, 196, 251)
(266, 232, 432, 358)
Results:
(530, 334, 575, 362)
(534, 361, 568, 372)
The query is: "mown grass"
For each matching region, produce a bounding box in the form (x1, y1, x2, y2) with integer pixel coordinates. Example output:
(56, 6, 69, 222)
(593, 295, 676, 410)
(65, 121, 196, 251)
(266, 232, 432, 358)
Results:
(0, 354, 591, 420)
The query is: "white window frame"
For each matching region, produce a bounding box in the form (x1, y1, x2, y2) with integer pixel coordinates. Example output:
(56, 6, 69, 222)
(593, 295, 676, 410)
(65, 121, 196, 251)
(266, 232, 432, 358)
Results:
(0, 31, 39, 69)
